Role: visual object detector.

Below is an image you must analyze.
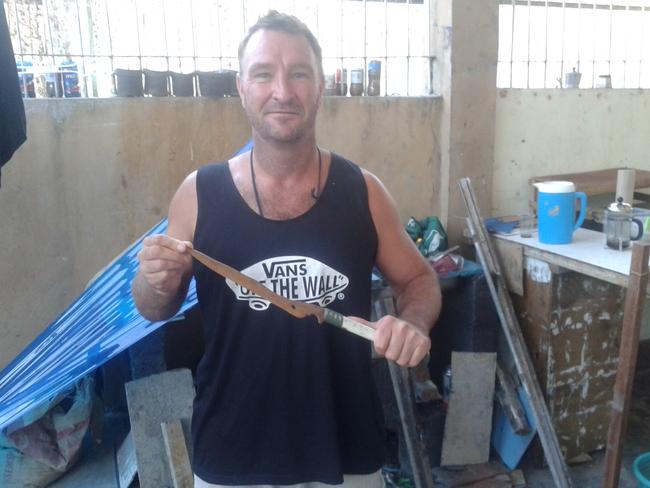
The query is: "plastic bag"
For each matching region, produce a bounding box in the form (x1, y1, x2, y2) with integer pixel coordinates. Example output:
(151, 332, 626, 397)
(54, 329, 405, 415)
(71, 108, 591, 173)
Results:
(0, 377, 94, 488)
(405, 216, 448, 257)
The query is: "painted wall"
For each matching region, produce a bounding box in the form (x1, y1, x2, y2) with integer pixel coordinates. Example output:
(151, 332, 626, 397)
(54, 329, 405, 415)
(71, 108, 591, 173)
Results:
(0, 97, 441, 369)
(493, 89, 650, 215)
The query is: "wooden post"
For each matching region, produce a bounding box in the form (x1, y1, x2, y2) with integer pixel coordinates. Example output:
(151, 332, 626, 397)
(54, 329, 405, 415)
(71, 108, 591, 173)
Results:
(602, 242, 650, 488)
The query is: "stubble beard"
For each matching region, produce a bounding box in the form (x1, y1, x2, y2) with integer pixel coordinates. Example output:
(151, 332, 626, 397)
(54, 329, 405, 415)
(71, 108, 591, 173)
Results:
(245, 104, 319, 145)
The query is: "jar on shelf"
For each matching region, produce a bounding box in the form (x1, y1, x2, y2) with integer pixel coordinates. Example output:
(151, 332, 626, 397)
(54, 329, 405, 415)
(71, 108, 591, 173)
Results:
(324, 73, 337, 96)
(336, 68, 347, 96)
(350, 68, 364, 96)
(367, 60, 381, 96)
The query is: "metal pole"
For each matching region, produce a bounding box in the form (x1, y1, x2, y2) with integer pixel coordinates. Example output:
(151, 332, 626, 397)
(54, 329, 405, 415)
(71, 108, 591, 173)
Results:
(134, 0, 143, 71)
(373, 296, 435, 488)
(104, 0, 115, 75)
(458, 177, 573, 488)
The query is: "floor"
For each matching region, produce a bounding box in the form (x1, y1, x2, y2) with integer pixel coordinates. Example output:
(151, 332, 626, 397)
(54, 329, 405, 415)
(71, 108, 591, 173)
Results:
(47, 369, 650, 488)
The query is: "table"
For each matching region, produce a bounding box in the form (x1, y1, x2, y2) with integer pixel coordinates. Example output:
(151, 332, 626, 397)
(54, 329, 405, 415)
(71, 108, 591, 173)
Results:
(492, 229, 648, 459)
(495, 228, 649, 288)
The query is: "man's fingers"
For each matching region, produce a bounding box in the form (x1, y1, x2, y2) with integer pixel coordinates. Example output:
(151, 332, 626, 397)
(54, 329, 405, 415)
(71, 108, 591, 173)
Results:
(139, 242, 192, 264)
(372, 316, 392, 355)
(408, 342, 431, 367)
(143, 234, 193, 254)
(139, 256, 187, 274)
(372, 315, 431, 368)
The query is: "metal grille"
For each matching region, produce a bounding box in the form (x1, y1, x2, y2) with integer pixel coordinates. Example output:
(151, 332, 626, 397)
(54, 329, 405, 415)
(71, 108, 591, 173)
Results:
(4, 0, 435, 98)
(498, 1, 650, 88)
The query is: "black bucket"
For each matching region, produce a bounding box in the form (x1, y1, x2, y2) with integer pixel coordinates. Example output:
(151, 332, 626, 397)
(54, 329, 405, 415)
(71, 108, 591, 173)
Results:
(143, 69, 169, 96)
(170, 72, 195, 97)
(113, 69, 143, 97)
(196, 70, 239, 97)
(221, 70, 239, 97)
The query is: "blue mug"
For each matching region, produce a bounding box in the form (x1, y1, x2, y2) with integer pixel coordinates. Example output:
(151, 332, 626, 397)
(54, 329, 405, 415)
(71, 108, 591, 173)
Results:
(534, 181, 587, 244)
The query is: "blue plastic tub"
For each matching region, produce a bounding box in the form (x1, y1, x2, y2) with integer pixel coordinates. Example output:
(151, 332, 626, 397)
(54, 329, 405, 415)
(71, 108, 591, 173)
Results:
(634, 452, 650, 488)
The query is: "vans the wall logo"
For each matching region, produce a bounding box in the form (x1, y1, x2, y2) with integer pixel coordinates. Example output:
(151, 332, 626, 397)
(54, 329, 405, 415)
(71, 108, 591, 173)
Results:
(225, 256, 349, 311)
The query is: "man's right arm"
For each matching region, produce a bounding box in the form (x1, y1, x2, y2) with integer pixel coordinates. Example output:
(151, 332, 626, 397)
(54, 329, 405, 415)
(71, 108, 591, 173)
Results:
(131, 172, 198, 321)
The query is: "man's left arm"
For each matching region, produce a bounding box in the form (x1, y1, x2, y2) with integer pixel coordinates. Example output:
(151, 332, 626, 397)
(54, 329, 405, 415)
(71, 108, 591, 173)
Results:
(364, 171, 442, 367)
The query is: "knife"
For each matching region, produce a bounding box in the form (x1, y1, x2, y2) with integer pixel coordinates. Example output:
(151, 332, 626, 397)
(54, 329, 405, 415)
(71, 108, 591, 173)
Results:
(189, 248, 375, 341)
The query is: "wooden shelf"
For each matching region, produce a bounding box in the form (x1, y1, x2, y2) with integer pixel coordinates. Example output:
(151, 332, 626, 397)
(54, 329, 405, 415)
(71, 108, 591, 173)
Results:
(528, 167, 650, 211)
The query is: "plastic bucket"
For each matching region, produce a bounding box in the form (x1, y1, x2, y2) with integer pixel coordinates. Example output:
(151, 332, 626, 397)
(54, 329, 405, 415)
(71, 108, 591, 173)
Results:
(534, 181, 586, 244)
(113, 69, 143, 97)
(634, 452, 650, 487)
(143, 69, 169, 97)
(170, 72, 195, 97)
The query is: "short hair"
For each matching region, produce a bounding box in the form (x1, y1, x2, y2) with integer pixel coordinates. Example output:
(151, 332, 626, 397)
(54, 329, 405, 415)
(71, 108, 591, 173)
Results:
(238, 10, 323, 77)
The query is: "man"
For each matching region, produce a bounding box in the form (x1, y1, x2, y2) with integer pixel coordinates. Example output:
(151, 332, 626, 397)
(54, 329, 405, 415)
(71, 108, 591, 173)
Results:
(132, 11, 441, 488)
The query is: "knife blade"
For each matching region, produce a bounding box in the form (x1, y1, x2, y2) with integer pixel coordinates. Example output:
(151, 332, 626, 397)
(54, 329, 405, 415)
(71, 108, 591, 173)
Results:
(189, 248, 375, 341)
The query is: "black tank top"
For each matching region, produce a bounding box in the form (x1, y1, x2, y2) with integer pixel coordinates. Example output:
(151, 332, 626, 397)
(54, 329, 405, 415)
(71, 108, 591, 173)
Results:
(191, 153, 384, 485)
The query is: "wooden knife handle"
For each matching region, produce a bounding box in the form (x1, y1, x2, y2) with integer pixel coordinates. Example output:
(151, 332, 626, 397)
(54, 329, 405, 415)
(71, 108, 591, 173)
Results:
(322, 308, 375, 341)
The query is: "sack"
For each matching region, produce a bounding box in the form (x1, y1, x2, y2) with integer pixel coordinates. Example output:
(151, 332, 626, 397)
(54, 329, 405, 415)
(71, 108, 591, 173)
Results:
(405, 216, 448, 257)
(0, 377, 94, 488)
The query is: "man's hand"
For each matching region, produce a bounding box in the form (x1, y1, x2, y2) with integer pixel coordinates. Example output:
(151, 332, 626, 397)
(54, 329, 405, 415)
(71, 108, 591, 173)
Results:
(371, 315, 431, 367)
(137, 234, 193, 298)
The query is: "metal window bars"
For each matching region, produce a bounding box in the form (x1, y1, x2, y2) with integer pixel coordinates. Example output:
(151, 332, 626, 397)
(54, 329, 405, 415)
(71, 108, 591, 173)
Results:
(4, 0, 436, 98)
(498, 0, 650, 89)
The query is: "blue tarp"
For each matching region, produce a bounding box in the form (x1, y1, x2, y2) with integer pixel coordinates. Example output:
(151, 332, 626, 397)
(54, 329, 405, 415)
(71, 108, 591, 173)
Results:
(0, 219, 197, 432)
(0, 141, 253, 433)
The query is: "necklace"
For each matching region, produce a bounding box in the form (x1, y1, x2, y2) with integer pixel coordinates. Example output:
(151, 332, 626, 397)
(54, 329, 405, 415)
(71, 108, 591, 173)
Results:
(249, 147, 322, 218)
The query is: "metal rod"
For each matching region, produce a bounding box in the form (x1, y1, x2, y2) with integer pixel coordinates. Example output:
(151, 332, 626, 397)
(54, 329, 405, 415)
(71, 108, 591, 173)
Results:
(216, 0, 223, 70)
(527, 0, 531, 88)
(406, 0, 410, 94)
(104, 0, 114, 75)
(43, 0, 56, 77)
(608, 0, 613, 80)
(560, 1, 566, 86)
(577, 0, 582, 79)
(162, 0, 170, 72)
(510, 0, 515, 87)
(364, 0, 367, 93)
(373, 296, 435, 488)
(544, 0, 549, 87)
(134, 0, 143, 71)
(458, 177, 573, 488)
(74, 0, 88, 96)
(384, 0, 388, 96)
(190, 0, 196, 72)
(592, 0, 597, 87)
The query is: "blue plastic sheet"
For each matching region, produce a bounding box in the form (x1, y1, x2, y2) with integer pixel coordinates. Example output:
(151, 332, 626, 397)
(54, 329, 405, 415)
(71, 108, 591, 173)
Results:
(0, 219, 197, 432)
(0, 141, 253, 433)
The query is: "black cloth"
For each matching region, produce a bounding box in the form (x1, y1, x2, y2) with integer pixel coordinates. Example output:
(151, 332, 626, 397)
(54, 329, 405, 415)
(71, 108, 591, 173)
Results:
(191, 154, 384, 485)
(0, 4, 27, 186)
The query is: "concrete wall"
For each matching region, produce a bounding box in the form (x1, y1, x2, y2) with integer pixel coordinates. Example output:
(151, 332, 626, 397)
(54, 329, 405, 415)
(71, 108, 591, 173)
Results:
(434, 0, 498, 242)
(493, 89, 650, 215)
(0, 97, 441, 369)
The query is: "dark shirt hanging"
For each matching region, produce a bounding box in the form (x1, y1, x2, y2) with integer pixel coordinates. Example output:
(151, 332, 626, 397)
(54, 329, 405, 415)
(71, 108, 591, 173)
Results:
(0, 4, 27, 188)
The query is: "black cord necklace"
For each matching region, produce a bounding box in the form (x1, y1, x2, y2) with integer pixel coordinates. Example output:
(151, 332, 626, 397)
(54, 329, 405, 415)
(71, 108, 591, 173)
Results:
(249, 147, 322, 218)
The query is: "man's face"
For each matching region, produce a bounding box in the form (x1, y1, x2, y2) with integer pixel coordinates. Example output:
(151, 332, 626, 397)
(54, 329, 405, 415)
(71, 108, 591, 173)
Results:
(237, 29, 324, 144)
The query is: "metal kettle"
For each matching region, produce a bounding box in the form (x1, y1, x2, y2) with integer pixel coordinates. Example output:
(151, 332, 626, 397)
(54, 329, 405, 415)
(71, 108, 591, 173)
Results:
(603, 197, 643, 250)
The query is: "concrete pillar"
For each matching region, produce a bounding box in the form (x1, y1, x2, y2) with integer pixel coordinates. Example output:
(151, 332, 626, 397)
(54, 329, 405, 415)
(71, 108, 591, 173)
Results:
(433, 0, 498, 243)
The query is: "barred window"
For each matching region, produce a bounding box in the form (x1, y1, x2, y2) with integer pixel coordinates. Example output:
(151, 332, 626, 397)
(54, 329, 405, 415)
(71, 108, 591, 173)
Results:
(498, 1, 650, 89)
(4, 0, 435, 98)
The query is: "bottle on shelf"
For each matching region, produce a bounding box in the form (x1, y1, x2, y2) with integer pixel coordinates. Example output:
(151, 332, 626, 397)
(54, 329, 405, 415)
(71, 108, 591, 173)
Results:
(367, 60, 381, 96)
(350, 68, 364, 96)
